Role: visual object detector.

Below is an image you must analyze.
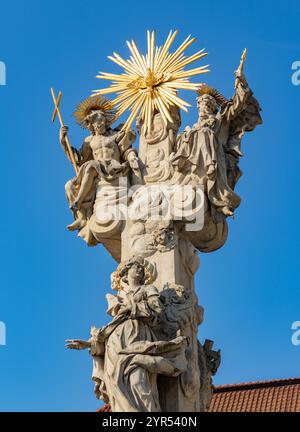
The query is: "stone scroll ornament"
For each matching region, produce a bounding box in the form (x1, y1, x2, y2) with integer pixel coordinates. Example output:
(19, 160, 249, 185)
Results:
(51, 30, 262, 412)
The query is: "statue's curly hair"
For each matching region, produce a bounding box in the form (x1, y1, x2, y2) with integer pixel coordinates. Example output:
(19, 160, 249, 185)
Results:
(111, 256, 156, 291)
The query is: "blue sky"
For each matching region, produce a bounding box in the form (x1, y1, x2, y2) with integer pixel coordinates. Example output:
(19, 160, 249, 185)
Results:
(0, 0, 299, 411)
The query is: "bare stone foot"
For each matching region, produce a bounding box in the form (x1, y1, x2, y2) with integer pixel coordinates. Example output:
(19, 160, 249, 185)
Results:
(67, 218, 86, 231)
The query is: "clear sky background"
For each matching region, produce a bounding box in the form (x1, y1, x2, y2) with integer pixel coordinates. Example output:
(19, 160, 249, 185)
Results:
(0, 0, 299, 411)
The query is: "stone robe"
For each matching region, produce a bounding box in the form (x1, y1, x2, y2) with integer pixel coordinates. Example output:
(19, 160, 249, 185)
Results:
(89, 285, 188, 412)
(173, 80, 262, 219)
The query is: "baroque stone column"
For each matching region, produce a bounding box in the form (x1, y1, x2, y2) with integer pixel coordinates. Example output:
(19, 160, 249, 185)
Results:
(120, 109, 218, 411)
(63, 44, 261, 412)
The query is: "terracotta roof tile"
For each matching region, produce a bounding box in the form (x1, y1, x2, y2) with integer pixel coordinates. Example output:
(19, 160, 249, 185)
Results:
(97, 377, 300, 412)
(209, 377, 300, 412)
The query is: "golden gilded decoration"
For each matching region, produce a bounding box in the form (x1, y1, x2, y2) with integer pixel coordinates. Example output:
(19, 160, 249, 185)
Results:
(197, 83, 213, 95)
(92, 30, 209, 132)
(110, 262, 126, 291)
(73, 95, 116, 126)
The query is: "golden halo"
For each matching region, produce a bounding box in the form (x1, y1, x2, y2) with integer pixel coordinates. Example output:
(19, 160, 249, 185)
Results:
(73, 95, 116, 126)
(197, 83, 228, 107)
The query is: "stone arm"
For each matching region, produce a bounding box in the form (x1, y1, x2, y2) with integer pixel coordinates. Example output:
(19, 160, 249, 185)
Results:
(223, 72, 252, 122)
(146, 287, 165, 317)
(115, 127, 141, 174)
(220, 52, 262, 190)
(105, 285, 164, 324)
(129, 296, 164, 324)
(115, 127, 136, 157)
(65, 326, 105, 356)
(221, 49, 253, 122)
(60, 126, 93, 167)
(117, 286, 165, 321)
(89, 326, 106, 356)
(147, 295, 165, 318)
(65, 338, 91, 350)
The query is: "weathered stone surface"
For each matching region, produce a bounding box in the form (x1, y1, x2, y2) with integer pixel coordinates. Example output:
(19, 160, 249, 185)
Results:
(64, 52, 261, 412)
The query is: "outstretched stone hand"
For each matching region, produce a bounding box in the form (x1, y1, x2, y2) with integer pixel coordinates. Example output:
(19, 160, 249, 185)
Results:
(235, 49, 247, 87)
(65, 339, 91, 350)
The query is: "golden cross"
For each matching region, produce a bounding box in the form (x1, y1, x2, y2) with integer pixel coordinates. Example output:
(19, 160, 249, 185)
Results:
(50, 87, 79, 175)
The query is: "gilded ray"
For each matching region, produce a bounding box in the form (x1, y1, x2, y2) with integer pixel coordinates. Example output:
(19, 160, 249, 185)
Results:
(93, 30, 209, 132)
(73, 95, 116, 127)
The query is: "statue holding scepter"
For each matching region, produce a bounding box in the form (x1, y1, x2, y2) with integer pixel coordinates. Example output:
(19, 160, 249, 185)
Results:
(54, 30, 262, 412)
(172, 48, 262, 220)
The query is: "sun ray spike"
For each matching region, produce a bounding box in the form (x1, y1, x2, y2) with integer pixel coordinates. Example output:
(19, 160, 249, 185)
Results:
(93, 30, 209, 131)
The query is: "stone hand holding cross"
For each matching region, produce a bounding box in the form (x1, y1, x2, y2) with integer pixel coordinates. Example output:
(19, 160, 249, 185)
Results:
(50, 88, 79, 175)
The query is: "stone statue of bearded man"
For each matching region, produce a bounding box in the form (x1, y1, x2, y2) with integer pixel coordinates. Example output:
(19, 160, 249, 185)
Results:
(59, 96, 141, 231)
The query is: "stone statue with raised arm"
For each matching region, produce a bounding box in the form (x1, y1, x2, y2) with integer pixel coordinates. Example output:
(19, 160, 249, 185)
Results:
(172, 49, 262, 220)
(52, 31, 262, 412)
(59, 96, 140, 232)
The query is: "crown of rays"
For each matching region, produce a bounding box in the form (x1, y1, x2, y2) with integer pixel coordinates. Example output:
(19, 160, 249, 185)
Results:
(73, 95, 116, 126)
(92, 30, 209, 132)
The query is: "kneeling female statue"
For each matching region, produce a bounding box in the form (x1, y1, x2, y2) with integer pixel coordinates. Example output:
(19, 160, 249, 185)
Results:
(66, 256, 188, 412)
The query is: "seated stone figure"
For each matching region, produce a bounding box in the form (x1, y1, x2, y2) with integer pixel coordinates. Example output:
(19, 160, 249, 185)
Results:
(66, 256, 188, 412)
(60, 96, 140, 231)
(172, 60, 262, 220)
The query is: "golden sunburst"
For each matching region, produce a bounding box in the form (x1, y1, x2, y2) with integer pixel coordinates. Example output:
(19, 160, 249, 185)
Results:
(92, 30, 209, 132)
(73, 95, 115, 126)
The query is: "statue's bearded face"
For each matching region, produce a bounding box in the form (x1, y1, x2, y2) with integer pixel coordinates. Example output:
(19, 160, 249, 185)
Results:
(197, 95, 218, 116)
(86, 111, 107, 135)
(92, 115, 107, 135)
